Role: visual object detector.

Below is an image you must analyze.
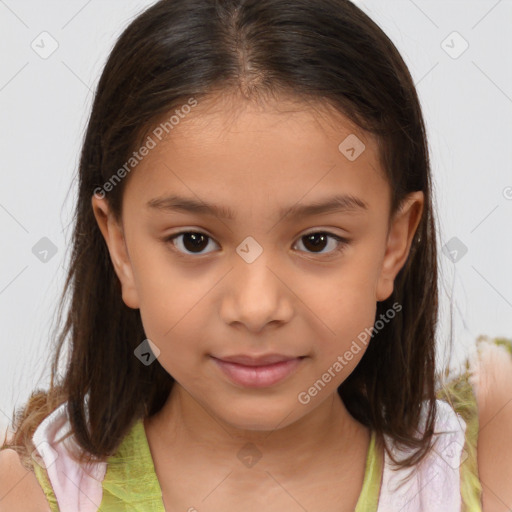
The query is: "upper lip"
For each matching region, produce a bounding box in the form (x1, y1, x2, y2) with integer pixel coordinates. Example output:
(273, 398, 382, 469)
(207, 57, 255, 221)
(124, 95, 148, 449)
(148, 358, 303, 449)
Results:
(212, 354, 302, 366)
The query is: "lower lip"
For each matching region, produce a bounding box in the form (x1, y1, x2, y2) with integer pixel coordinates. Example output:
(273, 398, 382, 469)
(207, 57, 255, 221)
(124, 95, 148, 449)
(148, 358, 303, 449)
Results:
(212, 357, 303, 388)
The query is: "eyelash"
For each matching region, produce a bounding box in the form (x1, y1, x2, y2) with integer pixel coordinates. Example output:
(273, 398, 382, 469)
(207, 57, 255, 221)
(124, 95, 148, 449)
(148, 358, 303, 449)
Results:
(163, 230, 349, 258)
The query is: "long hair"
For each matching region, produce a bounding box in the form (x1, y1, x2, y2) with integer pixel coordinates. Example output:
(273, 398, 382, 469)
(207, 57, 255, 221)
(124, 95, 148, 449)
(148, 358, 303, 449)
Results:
(4, 0, 438, 471)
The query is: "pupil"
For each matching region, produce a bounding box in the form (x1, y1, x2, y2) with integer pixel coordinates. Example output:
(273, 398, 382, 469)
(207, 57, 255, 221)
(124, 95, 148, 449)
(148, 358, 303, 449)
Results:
(184, 233, 208, 252)
(304, 233, 327, 252)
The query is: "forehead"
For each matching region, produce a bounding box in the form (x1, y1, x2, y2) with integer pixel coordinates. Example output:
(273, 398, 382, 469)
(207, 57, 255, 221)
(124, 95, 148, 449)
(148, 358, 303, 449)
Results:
(123, 92, 390, 218)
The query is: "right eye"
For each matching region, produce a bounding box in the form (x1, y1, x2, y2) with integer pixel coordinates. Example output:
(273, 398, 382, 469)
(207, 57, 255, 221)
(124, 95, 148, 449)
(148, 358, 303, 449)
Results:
(164, 231, 219, 256)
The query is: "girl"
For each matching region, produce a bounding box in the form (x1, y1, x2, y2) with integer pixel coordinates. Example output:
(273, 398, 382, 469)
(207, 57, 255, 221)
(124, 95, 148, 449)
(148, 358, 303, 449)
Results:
(1, 0, 511, 510)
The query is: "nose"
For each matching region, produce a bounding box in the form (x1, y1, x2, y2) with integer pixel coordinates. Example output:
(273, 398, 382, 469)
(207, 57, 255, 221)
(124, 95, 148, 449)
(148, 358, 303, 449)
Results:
(219, 253, 294, 333)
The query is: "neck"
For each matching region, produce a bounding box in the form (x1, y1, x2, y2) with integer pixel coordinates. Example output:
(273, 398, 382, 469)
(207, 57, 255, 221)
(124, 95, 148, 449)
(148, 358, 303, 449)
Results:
(145, 383, 366, 473)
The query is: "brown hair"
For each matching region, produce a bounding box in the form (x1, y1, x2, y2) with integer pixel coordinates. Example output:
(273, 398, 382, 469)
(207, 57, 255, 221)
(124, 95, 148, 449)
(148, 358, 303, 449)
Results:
(3, 0, 438, 472)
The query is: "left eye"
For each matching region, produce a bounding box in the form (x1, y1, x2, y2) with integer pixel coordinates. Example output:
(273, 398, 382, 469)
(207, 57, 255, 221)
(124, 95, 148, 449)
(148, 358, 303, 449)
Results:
(164, 231, 348, 256)
(294, 232, 348, 255)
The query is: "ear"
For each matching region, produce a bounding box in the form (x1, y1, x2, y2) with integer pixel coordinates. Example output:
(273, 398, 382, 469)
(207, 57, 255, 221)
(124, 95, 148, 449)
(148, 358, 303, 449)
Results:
(91, 194, 140, 309)
(376, 191, 424, 302)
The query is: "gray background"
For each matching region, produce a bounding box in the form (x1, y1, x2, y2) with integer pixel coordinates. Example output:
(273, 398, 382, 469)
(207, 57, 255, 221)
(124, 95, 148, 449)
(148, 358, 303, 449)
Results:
(1, 0, 511, 439)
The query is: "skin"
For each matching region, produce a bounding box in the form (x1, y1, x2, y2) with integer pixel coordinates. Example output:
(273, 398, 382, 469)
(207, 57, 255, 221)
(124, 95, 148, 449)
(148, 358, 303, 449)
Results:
(474, 342, 512, 511)
(90, 91, 424, 510)
(0, 92, 510, 511)
(1, 350, 511, 511)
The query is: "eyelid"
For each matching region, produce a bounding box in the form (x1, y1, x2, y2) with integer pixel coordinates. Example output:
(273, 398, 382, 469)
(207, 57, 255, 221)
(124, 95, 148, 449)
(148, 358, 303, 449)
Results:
(163, 229, 219, 258)
(162, 228, 350, 257)
(295, 231, 349, 257)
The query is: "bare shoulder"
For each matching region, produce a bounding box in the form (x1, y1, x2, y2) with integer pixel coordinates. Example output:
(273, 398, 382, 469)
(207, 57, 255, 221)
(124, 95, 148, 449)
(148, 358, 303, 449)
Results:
(0, 448, 51, 512)
(473, 340, 512, 511)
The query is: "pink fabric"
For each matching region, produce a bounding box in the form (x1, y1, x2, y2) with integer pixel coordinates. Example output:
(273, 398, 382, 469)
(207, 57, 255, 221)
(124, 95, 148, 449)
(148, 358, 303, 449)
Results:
(32, 398, 467, 511)
(32, 402, 107, 512)
(377, 399, 466, 511)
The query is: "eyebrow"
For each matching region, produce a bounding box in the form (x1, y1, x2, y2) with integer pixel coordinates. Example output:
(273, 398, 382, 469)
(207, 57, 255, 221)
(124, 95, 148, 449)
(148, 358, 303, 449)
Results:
(146, 193, 368, 220)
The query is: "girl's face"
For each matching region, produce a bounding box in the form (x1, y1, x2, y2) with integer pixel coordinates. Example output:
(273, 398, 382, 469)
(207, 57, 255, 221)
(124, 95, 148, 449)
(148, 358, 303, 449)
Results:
(92, 93, 423, 431)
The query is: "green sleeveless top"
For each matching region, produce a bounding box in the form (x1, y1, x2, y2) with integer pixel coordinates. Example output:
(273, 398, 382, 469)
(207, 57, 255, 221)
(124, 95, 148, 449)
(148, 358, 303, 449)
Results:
(34, 417, 383, 511)
(33, 364, 484, 511)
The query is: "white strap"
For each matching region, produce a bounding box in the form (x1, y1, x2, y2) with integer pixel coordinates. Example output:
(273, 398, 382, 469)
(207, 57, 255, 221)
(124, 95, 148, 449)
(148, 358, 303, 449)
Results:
(32, 402, 106, 512)
(377, 399, 466, 511)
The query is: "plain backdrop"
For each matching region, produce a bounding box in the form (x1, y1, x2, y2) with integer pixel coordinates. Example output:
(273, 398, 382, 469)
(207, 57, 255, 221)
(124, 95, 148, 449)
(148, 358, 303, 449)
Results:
(1, 0, 511, 439)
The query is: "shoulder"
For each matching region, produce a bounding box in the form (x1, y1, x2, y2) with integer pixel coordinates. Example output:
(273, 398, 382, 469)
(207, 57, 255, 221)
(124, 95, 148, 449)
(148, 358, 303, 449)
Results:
(472, 338, 512, 510)
(0, 448, 51, 511)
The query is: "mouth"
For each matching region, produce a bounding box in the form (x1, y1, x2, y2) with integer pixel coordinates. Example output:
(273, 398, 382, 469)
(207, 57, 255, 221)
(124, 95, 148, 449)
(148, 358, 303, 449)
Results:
(210, 354, 306, 388)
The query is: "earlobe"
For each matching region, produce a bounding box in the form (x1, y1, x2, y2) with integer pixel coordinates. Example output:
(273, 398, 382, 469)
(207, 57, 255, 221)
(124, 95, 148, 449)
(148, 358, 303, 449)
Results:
(90, 194, 140, 309)
(376, 191, 424, 302)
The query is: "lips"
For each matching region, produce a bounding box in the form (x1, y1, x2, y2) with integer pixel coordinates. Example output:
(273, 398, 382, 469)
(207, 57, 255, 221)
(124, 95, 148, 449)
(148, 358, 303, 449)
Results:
(214, 353, 300, 366)
(211, 354, 304, 388)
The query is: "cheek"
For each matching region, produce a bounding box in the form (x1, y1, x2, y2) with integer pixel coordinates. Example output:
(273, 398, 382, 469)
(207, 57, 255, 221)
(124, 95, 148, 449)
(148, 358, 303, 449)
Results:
(306, 255, 381, 365)
(138, 294, 208, 383)
(130, 239, 205, 325)
(318, 286, 377, 365)
(131, 249, 222, 380)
